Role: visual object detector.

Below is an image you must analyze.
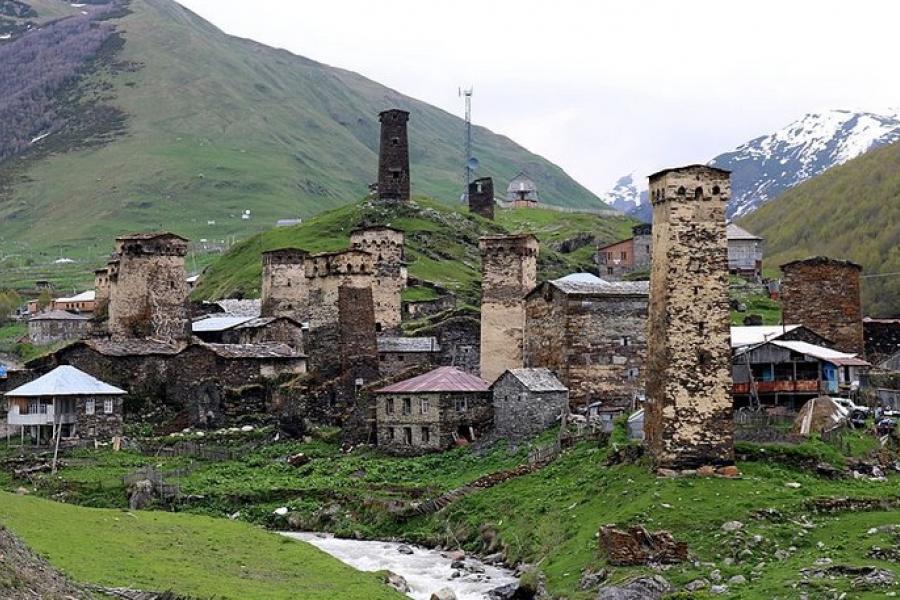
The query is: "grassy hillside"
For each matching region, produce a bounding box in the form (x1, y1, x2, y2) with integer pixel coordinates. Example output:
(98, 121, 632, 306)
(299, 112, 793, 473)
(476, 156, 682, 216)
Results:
(0, 0, 604, 284)
(0, 491, 403, 599)
(194, 197, 636, 302)
(741, 140, 900, 317)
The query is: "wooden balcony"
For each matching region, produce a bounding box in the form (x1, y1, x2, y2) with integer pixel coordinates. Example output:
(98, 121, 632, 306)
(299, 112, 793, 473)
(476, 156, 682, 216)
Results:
(733, 380, 819, 395)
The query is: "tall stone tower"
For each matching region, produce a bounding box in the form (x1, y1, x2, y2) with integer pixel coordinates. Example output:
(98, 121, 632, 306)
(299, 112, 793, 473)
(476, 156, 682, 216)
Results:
(780, 257, 864, 356)
(260, 248, 309, 321)
(108, 232, 190, 344)
(479, 234, 539, 383)
(468, 177, 495, 220)
(377, 109, 411, 202)
(644, 165, 734, 469)
(93, 266, 111, 318)
(349, 226, 406, 333)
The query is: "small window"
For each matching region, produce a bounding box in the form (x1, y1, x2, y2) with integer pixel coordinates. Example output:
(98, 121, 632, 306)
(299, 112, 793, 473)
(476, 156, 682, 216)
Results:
(621, 336, 631, 347)
(421, 426, 430, 443)
(388, 427, 395, 440)
(85, 399, 95, 415)
(607, 267, 614, 275)
(677, 186, 686, 196)
(627, 368, 640, 381)
(386, 398, 394, 414)
(403, 427, 413, 444)
(397, 354, 404, 362)
(391, 137, 400, 146)
(620, 251, 627, 260)
(694, 187, 703, 199)
(420, 398, 429, 414)
(712, 185, 721, 195)
(103, 398, 114, 414)
(402, 398, 411, 415)
(455, 398, 468, 412)
(390, 169, 401, 180)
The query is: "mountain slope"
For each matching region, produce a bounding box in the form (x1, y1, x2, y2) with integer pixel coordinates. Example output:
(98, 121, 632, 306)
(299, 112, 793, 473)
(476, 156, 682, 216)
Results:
(740, 139, 900, 317)
(0, 0, 601, 271)
(603, 109, 900, 222)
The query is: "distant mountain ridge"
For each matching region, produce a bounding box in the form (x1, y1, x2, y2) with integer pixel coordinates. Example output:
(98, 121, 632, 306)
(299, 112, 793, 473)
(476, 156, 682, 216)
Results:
(602, 109, 900, 221)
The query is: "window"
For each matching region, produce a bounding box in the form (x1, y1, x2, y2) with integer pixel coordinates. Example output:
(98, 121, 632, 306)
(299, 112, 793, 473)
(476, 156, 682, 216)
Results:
(627, 368, 640, 381)
(388, 427, 395, 440)
(103, 398, 114, 414)
(397, 354, 404, 362)
(455, 398, 468, 412)
(85, 399, 95, 415)
(391, 136, 400, 146)
(620, 251, 627, 260)
(621, 336, 631, 347)
(607, 267, 614, 275)
(390, 169, 401, 180)
(403, 427, 413, 444)
(420, 398, 429, 414)
(385, 398, 394, 414)
(402, 398, 411, 415)
(421, 426, 430, 443)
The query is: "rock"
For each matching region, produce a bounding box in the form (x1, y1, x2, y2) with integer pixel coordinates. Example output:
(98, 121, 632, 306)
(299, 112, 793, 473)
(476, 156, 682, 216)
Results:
(579, 568, 608, 590)
(14, 487, 29, 496)
(397, 544, 414, 555)
(273, 506, 289, 516)
(721, 520, 744, 533)
(286, 512, 304, 529)
(728, 575, 746, 585)
(717, 465, 741, 477)
(430, 587, 457, 600)
(287, 452, 310, 467)
(241, 425, 254, 432)
(709, 569, 722, 582)
(486, 583, 519, 599)
(446, 549, 466, 561)
(785, 482, 802, 489)
(483, 552, 504, 565)
(596, 575, 671, 600)
(128, 479, 154, 510)
(774, 549, 790, 560)
(697, 465, 716, 477)
(852, 567, 895, 588)
(384, 571, 410, 593)
(710, 584, 729, 594)
(450, 571, 460, 579)
(813, 557, 833, 567)
(228, 511, 241, 520)
(656, 468, 678, 478)
(599, 524, 688, 566)
(450, 560, 465, 570)
(684, 578, 709, 592)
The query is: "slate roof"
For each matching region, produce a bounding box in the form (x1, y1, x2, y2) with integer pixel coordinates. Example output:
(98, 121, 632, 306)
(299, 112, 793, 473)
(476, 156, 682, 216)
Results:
(116, 232, 188, 242)
(499, 368, 568, 392)
(726, 224, 763, 241)
(29, 310, 90, 322)
(376, 366, 489, 394)
(84, 339, 185, 357)
(377, 336, 441, 353)
(215, 299, 262, 317)
(5, 365, 125, 397)
(234, 316, 302, 330)
(199, 342, 301, 359)
(192, 315, 255, 333)
(529, 277, 649, 298)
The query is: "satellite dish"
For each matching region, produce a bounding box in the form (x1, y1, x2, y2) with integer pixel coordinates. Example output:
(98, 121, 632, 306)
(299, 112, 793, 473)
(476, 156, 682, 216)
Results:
(467, 157, 479, 170)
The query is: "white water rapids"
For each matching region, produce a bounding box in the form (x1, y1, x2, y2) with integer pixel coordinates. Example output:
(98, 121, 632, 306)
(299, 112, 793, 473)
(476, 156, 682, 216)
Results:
(280, 532, 518, 599)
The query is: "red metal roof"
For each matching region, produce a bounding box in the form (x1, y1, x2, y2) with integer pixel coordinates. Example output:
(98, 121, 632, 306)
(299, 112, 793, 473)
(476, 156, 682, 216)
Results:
(376, 366, 489, 394)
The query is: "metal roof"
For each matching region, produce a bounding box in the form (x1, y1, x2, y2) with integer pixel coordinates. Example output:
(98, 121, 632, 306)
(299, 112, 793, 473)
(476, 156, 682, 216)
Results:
(730, 325, 803, 348)
(499, 368, 568, 392)
(55, 290, 96, 303)
(726, 224, 763, 241)
(376, 366, 489, 394)
(192, 315, 254, 333)
(770, 341, 870, 367)
(554, 272, 606, 285)
(29, 310, 90, 322)
(377, 336, 441, 353)
(5, 365, 125, 397)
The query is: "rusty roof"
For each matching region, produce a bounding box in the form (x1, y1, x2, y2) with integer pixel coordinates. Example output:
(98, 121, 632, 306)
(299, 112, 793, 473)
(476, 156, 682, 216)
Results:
(376, 366, 489, 394)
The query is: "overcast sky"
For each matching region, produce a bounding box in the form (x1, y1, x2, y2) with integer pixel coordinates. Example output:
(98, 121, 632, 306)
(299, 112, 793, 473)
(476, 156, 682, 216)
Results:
(176, 0, 900, 196)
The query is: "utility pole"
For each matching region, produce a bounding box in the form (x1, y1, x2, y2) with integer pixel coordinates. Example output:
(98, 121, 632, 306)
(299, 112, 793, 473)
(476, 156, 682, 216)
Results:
(459, 87, 474, 201)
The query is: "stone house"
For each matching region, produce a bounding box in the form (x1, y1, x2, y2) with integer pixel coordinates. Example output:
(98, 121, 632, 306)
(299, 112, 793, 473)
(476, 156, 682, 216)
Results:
(28, 310, 92, 345)
(730, 324, 832, 350)
(192, 315, 304, 350)
(192, 315, 255, 343)
(374, 366, 492, 454)
(524, 275, 649, 409)
(377, 336, 440, 377)
(4, 365, 125, 444)
(409, 314, 481, 375)
(491, 368, 568, 442)
(505, 171, 539, 207)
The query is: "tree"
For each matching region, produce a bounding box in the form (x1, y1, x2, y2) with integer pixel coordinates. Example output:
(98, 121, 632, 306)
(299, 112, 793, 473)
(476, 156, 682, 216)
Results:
(0, 289, 22, 324)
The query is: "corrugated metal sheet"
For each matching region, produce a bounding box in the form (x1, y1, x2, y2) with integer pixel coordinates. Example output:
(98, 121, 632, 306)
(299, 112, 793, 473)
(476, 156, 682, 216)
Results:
(730, 325, 802, 348)
(376, 366, 489, 393)
(192, 315, 254, 332)
(4, 365, 125, 397)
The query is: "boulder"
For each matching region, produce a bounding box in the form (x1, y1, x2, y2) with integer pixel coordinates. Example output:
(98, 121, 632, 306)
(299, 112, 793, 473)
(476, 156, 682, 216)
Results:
(287, 452, 310, 467)
(128, 479, 154, 511)
(684, 578, 709, 591)
(596, 575, 671, 600)
(383, 571, 410, 593)
(599, 525, 688, 566)
(397, 544, 414, 555)
(430, 588, 457, 600)
(721, 520, 744, 533)
(486, 583, 520, 599)
(579, 568, 608, 590)
(716, 465, 741, 477)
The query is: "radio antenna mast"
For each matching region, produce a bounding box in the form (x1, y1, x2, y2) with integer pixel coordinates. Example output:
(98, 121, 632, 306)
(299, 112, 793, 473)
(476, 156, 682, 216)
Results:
(459, 86, 475, 201)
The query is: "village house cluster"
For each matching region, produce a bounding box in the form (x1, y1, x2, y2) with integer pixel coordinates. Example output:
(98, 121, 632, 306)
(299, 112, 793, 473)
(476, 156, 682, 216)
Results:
(3, 108, 897, 469)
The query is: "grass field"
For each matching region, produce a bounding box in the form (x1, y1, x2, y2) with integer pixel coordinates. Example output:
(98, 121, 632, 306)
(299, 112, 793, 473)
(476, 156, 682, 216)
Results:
(0, 491, 403, 599)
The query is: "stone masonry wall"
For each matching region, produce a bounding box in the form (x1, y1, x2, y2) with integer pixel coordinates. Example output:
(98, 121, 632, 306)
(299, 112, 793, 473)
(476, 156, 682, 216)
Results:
(414, 316, 481, 375)
(492, 373, 568, 442)
(644, 166, 734, 469)
(94, 268, 110, 317)
(377, 109, 410, 202)
(781, 257, 864, 357)
(75, 396, 124, 440)
(468, 177, 495, 220)
(479, 235, 539, 383)
(349, 227, 406, 333)
(261, 248, 309, 320)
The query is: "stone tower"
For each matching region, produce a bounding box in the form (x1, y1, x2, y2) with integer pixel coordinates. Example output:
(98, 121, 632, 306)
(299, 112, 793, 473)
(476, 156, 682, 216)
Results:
(261, 248, 309, 321)
(468, 177, 495, 220)
(93, 266, 111, 318)
(377, 109, 411, 202)
(349, 226, 406, 333)
(479, 234, 539, 383)
(780, 257, 864, 356)
(108, 232, 191, 344)
(644, 165, 734, 469)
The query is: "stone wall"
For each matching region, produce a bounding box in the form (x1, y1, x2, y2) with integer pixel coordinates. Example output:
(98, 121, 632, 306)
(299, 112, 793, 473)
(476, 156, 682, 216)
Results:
(377, 109, 410, 202)
(94, 267, 110, 317)
(644, 165, 734, 469)
(375, 390, 493, 455)
(492, 372, 568, 441)
(479, 235, 539, 383)
(781, 257, 864, 356)
(260, 248, 309, 320)
(524, 283, 648, 408)
(349, 227, 406, 332)
(75, 396, 124, 440)
(414, 316, 481, 375)
(468, 177, 495, 220)
(864, 319, 900, 363)
(107, 234, 190, 343)
(378, 350, 437, 378)
(28, 318, 91, 345)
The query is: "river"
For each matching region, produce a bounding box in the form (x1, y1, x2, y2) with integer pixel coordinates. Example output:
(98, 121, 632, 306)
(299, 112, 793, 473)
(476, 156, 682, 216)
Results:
(280, 532, 518, 600)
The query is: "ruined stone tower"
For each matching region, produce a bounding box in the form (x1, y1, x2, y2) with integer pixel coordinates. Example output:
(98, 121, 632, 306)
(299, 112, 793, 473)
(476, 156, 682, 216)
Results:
(479, 234, 539, 383)
(780, 257, 864, 356)
(93, 266, 111, 318)
(644, 165, 734, 469)
(108, 232, 190, 344)
(306, 249, 374, 375)
(377, 109, 410, 202)
(468, 177, 495, 220)
(349, 226, 406, 332)
(261, 248, 309, 321)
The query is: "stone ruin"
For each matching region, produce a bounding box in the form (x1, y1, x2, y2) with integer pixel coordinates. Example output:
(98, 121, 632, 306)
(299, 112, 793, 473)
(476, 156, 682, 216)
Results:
(643, 165, 734, 469)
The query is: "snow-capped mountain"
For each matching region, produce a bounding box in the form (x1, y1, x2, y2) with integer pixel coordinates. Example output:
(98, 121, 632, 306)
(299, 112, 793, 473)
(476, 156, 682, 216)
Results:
(603, 109, 900, 221)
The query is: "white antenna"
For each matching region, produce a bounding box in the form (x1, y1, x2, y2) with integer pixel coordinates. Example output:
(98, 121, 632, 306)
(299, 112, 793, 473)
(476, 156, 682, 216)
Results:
(459, 86, 474, 202)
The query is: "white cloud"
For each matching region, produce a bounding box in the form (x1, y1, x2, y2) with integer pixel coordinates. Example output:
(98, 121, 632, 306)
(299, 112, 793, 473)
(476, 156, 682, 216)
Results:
(175, 0, 900, 195)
